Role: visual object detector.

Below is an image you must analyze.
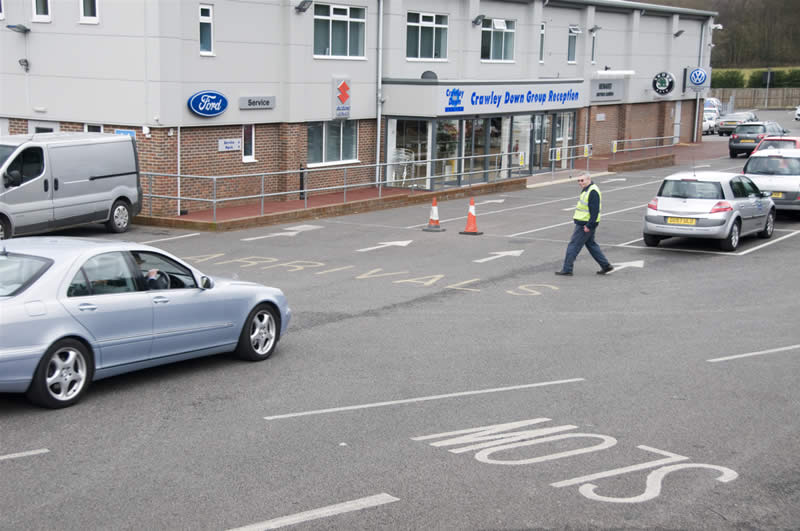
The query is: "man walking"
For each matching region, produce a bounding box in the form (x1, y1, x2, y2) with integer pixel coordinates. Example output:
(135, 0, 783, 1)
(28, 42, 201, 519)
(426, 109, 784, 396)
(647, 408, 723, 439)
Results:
(555, 174, 614, 276)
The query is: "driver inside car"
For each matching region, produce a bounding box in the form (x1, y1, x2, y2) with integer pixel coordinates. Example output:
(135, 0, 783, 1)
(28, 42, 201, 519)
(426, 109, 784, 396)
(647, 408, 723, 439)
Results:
(133, 253, 168, 290)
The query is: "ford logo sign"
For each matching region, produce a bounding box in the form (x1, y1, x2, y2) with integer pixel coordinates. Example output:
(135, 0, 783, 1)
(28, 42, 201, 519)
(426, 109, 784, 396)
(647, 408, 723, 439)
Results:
(187, 90, 228, 117)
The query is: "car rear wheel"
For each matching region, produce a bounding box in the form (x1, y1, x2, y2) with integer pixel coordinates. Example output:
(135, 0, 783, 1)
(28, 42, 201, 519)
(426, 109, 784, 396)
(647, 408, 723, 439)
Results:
(26, 339, 93, 409)
(235, 303, 280, 361)
(0, 217, 9, 240)
(729, 149, 737, 158)
(758, 210, 775, 239)
(720, 220, 740, 252)
(105, 200, 131, 233)
(718, 131, 723, 136)
(643, 234, 660, 247)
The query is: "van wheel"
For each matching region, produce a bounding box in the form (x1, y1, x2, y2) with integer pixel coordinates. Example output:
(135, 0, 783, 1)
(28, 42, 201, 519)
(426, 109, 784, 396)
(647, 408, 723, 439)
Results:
(106, 200, 131, 233)
(0, 217, 9, 240)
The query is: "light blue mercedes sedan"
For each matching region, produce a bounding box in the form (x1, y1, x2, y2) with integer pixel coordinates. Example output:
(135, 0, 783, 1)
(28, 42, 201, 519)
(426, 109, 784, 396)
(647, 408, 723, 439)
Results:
(0, 237, 291, 408)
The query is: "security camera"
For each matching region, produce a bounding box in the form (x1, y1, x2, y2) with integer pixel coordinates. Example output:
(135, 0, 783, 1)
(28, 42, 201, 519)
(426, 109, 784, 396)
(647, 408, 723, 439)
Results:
(711, 23, 723, 30)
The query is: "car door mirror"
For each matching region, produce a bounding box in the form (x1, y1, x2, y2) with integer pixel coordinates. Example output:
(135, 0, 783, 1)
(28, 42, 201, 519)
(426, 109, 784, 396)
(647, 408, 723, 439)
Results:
(761, 191, 772, 198)
(4, 170, 22, 187)
(200, 276, 214, 289)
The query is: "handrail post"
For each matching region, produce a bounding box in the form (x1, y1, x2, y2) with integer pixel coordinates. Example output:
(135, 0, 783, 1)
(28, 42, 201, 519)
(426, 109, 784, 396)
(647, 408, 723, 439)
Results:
(213, 177, 217, 222)
(343, 168, 347, 203)
(378, 161, 383, 199)
(260, 174, 265, 216)
(149, 174, 153, 216)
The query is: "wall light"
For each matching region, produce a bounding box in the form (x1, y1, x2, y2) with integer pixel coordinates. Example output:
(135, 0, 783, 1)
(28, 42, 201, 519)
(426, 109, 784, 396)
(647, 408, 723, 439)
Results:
(294, 0, 313, 13)
(673, 29, 685, 37)
(589, 25, 602, 33)
(472, 14, 486, 26)
(7, 24, 31, 33)
(18, 59, 30, 72)
(711, 23, 723, 30)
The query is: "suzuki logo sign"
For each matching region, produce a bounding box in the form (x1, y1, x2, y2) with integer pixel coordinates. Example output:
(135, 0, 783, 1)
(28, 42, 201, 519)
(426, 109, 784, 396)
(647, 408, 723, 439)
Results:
(333, 77, 351, 119)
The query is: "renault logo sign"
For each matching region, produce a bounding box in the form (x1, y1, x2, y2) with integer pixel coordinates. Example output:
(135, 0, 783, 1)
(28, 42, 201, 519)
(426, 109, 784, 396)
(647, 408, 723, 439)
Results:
(652, 72, 676, 96)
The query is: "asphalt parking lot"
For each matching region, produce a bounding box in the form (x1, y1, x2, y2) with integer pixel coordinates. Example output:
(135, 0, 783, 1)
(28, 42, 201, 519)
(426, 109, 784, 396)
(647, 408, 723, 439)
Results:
(2, 153, 799, 529)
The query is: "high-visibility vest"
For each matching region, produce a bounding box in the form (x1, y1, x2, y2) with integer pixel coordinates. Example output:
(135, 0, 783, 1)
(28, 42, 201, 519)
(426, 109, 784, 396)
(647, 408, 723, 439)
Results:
(573, 183, 602, 222)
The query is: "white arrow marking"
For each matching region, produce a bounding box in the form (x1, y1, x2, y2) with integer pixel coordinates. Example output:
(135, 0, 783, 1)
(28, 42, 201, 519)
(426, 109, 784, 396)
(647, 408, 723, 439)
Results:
(356, 240, 413, 252)
(475, 199, 506, 206)
(241, 225, 323, 241)
(607, 260, 644, 273)
(473, 250, 525, 263)
(601, 178, 627, 183)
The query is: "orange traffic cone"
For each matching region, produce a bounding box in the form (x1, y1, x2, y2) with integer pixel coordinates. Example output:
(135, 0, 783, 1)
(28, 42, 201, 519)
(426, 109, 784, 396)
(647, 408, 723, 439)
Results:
(422, 197, 446, 232)
(459, 198, 483, 235)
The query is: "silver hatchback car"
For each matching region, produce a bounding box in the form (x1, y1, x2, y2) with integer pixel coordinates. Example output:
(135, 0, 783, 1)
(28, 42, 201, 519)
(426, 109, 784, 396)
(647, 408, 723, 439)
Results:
(0, 237, 291, 408)
(643, 172, 775, 251)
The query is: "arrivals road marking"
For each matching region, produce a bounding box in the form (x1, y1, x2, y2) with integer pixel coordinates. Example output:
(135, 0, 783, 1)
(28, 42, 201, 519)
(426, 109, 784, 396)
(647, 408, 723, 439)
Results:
(0, 448, 49, 462)
(507, 204, 647, 237)
(141, 233, 200, 244)
(264, 378, 584, 420)
(356, 240, 413, 252)
(226, 493, 399, 531)
(707, 343, 800, 363)
(473, 250, 524, 263)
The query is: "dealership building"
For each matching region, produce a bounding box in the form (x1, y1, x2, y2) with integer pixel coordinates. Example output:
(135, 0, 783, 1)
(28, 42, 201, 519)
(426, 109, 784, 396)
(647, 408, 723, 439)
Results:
(0, 0, 716, 215)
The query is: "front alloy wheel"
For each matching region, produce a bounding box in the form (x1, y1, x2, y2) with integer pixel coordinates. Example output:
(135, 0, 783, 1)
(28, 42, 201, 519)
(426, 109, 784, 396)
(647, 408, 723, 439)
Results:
(235, 304, 279, 361)
(27, 339, 93, 408)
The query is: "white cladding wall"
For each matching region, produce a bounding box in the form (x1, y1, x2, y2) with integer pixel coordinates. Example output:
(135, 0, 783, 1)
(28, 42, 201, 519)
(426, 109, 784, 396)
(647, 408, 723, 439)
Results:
(0, 0, 712, 127)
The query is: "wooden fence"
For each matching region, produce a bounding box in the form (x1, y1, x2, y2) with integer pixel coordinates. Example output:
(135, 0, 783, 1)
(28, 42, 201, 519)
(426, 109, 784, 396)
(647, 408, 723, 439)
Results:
(709, 88, 800, 110)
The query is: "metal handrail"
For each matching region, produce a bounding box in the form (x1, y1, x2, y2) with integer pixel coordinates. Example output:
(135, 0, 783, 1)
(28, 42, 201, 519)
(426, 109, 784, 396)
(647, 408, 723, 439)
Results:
(547, 143, 593, 177)
(141, 150, 526, 221)
(611, 135, 678, 159)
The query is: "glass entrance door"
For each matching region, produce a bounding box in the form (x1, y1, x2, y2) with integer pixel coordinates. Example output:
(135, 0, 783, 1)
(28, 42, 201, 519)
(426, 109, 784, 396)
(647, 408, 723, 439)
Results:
(532, 114, 552, 170)
(463, 119, 487, 183)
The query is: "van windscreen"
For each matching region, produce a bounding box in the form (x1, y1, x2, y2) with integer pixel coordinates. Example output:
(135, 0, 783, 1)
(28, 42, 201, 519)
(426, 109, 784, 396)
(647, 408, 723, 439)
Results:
(0, 145, 15, 167)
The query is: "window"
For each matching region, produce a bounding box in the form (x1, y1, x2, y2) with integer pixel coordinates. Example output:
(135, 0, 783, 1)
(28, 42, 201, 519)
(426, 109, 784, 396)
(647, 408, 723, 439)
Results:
(314, 4, 366, 58)
(0, 0, 5, 20)
(307, 121, 357, 164)
(6, 147, 45, 184)
(481, 19, 515, 61)
(73, 252, 137, 296)
(243, 124, 255, 162)
(199, 4, 214, 55)
(590, 32, 597, 63)
(567, 25, 581, 63)
(406, 12, 448, 59)
(85, 124, 103, 133)
(131, 251, 198, 290)
(32, 0, 50, 22)
(538, 23, 545, 63)
(80, 0, 98, 24)
(0, 253, 52, 297)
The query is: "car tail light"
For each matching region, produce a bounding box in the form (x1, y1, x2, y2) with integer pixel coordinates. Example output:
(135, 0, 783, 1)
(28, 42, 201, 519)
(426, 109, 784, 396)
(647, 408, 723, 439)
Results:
(731, 134, 738, 140)
(758, 134, 766, 139)
(710, 201, 733, 213)
(647, 197, 658, 210)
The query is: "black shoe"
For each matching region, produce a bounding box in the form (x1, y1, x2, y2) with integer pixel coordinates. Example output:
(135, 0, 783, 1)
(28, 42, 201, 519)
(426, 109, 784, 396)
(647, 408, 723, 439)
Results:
(555, 271, 573, 276)
(596, 265, 614, 275)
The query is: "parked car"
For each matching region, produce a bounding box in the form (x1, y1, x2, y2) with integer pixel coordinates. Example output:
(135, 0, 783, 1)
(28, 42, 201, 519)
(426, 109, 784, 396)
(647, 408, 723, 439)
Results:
(718, 112, 758, 136)
(743, 149, 800, 211)
(795, 105, 800, 121)
(752, 136, 800, 153)
(0, 237, 291, 408)
(703, 113, 719, 135)
(643, 172, 774, 251)
(704, 97, 723, 115)
(729, 121, 789, 157)
(0, 133, 142, 240)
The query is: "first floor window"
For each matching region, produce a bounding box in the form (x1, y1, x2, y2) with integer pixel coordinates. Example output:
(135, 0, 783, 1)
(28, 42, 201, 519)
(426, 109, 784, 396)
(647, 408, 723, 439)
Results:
(85, 124, 103, 133)
(33, 0, 50, 22)
(538, 23, 545, 62)
(80, 0, 98, 23)
(406, 12, 448, 59)
(567, 25, 581, 63)
(314, 4, 366, 57)
(307, 121, 357, 164)
(199, 4, 214, 55)
(481, 19, 514, 61)
(243, 124, 255, 161)
(0, 0, 5, 20)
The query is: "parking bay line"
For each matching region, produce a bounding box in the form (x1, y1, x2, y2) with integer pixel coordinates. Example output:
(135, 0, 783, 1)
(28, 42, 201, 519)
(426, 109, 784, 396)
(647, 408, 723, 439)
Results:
(0, 448, 49, 462)
(140, 233, 200, 244)
(707, 343, 800, 363)
(227, 493, 399, 531)
(264, 378, 585, 421)
(507, 204, 647, 237)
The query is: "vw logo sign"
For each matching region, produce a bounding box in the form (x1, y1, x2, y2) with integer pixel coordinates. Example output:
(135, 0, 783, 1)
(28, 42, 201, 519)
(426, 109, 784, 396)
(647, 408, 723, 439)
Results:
(187, 90, 228, 117)
(689, 68, 708, 86)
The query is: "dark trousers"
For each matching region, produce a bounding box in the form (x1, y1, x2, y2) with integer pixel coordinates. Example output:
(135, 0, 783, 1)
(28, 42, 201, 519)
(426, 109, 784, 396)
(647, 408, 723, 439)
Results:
(561, 223, 611, 273)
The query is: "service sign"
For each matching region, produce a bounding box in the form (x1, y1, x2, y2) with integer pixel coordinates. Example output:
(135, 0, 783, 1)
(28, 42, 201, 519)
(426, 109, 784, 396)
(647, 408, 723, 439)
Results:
(188, 90, 228, 117)
(239, 96, 275, 110)
(218, 138, 242, 152)
(437, 82, 585, 116)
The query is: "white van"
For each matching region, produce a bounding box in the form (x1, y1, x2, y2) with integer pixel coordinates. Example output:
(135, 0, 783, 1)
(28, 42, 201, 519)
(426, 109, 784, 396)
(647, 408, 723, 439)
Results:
(0, 133, 142, 239)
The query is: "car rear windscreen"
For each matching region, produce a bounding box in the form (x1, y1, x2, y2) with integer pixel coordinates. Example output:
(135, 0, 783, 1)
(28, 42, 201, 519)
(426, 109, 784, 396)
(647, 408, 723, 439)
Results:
(0, 253, 53, 297)
(658, 180, 724, 200)
(735, 125, 766, 134)
(744, 156, 800, 175)
(757, 140, 796, 150)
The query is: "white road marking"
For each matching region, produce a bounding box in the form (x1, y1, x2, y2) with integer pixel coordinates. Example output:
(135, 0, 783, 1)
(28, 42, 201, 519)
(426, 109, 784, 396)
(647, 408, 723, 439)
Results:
(707, 343, 800, 363)
(507, 204, 647, 237)
(601, 178, 627, 183)
(264, 378, 585, 420)
(606, 260, 644, 273)
(241, 225, 323, 241)
(356, 240, 413, 252)
(0, 448, 49, 462)
(618, 237, 644, 246)
(735, 230, 800, 255)
(473, 250, 524, 263)
(140, 233, 200, 244)
(475, 199, 506, 206)
(226, 493, 399, 531)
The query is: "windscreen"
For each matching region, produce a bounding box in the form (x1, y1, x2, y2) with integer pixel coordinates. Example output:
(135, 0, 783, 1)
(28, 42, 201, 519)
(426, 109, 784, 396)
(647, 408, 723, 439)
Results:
(757, 140, 795, 150)
(0, 145, 15, 167)
(0, 252, 53, 297)
(658, 180, 724, 200)
(735, 125, 766, 134)
(744, 157, 800, 175)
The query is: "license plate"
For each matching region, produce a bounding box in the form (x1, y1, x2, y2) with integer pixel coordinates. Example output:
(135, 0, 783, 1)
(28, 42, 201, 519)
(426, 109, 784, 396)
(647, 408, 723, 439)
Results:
(772, 192, 784, 199)
(740, 139, 755, 143)
(667, 217, 697, 225)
